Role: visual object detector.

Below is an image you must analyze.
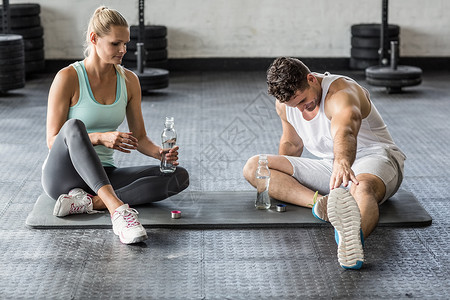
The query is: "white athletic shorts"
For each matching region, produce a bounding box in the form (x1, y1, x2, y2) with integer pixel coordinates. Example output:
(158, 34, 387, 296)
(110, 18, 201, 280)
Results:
(284, 145, 405, 204)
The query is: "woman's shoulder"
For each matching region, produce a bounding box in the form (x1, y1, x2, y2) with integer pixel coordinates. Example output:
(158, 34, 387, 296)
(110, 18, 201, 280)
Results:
(56, 64, 78, 82)
(122, 66, 139, 82)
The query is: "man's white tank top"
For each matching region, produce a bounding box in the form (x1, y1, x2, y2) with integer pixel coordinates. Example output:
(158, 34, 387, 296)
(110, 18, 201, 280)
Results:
(285, 73, 405, 160)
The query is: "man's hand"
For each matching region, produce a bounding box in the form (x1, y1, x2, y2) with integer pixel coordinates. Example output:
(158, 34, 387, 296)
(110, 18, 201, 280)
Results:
(330, 160, 359, 190)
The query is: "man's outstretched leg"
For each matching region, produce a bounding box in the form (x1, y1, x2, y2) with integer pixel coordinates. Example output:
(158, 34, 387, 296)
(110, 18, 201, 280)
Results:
(327, 174, 385, 269)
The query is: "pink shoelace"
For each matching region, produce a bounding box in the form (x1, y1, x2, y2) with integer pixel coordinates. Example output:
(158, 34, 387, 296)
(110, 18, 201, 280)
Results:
(121, 208, 141, 228)
(68, 196, 92, 214)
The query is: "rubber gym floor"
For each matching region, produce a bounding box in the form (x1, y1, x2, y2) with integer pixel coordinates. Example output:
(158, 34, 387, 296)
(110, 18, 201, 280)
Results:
(0, 68, 449, 299)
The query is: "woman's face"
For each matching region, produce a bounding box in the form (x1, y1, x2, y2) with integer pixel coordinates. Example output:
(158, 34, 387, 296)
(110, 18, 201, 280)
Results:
(94, 25, 130, 65)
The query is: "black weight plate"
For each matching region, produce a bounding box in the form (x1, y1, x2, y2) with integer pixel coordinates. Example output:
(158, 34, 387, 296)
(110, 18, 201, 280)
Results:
(0, 70, 25, 80)
(25, 49, 44, 62)
(145, 60, 169, 69)
(25, 60, 45, 73)
(130, 25, 167, 39)
(0, 45, 23, 59)
(24, 37, 44, 50)
(0, 80, 25, 91)
(351, 47, 380, 60)
(6, 26, 43, 39)
(0, 62, 23, 73)
(0, 4, 40, 17)
(133, 68, 169, 90)
(0, 56, 24, 65)
(127, 38, 167, 51)
(351, 36, 399, 49)
(0, 34, 23, 46)
(0, 15, 40, 29)
(123, 49, 168, 62)
(123, 59, 169, 69)
(366, 77, 422, 88)
(366, 65, 422, 80)
(351, 23, 400, 37)
(350, 58, 379, 70)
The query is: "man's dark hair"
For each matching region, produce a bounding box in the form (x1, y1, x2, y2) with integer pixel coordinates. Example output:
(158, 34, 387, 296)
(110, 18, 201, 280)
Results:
(266, 57, 311, 103)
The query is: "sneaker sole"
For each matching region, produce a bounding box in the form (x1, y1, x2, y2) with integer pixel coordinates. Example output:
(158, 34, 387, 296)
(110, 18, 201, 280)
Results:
(119, 231, 148, 244)
(327, 188, 364, 269)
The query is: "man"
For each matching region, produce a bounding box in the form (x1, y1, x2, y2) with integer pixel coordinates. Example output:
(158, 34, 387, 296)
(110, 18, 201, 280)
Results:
(243, 57, 405, 269)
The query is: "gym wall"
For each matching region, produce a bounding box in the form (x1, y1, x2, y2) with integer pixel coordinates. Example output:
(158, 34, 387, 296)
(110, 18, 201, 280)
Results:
(7, 0, 450, 60)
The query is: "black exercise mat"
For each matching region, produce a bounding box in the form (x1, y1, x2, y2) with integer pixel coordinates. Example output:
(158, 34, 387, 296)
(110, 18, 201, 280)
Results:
(25, 189, 432, 229)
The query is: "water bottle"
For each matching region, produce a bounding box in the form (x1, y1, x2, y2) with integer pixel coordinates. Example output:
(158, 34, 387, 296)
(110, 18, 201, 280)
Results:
(255, 154, 271, 209)
(160, 116, 177, 173)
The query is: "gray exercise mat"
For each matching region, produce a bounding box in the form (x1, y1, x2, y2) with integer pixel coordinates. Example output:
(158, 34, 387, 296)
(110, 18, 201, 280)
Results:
(25, 189, 432, 229)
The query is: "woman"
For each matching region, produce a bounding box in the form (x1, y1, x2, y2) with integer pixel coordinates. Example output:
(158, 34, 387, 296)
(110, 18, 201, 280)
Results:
(42, 6, 189, 244)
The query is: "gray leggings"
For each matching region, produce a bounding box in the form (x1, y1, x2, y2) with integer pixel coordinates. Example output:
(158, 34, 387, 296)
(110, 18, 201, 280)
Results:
(41, 119, 189, 205)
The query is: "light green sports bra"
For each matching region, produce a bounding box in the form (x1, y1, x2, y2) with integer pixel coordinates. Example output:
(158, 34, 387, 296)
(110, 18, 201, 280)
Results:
(68, 61, 128, 167)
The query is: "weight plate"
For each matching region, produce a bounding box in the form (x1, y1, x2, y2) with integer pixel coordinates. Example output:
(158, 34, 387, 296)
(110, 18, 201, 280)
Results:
(123, 59, 169, 70)
(24, 37, 44, 50)
(0, 44, 23, 56)
(25, 60, 45, 73)
(0, 4, 40, 17)
(351, 36, 399, 49)
(0, 15, 40, 29)
(0, 62, 23, 73)
(6, 26, 43, 39)
(127, 38, 167, 51)
(25, 49, 44, 62)
(0, 80, 25, 92)
(133, 68, 169, 90)
(0, 34, 23, 46)
(351, 23, 400, 37)
(349, 58, 379, 70)
(130, 25, 167, 39)
(351, 47, 380, 60)
(366, 65, 422, 80)
(123, 49, 168, 62)
(0, 56, 24, 65)
(366, 77, 422, 88)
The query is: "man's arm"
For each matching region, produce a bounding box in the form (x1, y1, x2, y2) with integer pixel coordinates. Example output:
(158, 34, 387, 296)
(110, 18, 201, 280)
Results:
(327, 89, 363, 189)
(275, 100, 303, 157)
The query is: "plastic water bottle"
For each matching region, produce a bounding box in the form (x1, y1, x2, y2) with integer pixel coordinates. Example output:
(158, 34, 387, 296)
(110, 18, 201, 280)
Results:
(160, 116, 177, 173)
(255, 154, 271, 209)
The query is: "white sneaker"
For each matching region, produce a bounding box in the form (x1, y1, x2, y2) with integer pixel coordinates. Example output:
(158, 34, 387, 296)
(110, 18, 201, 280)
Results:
(53, 188, 101, 217)
(327, 188, 364, 269)
(111, 204, 148, 244)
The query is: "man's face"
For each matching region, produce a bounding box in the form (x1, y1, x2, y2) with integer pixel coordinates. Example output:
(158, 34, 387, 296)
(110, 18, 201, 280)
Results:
(285, 81, 321, 113)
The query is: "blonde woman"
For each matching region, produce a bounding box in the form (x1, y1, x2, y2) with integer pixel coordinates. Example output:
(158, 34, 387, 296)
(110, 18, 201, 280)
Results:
(42, 6, 189, 244)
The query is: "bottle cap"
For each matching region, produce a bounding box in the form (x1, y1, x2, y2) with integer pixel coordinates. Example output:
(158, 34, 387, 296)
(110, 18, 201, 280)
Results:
(171, 210, 181, 219)
(276, 204, 286, 212)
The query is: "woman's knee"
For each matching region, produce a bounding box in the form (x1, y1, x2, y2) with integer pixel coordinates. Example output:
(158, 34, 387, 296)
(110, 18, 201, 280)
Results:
(61, 119, 89, 143)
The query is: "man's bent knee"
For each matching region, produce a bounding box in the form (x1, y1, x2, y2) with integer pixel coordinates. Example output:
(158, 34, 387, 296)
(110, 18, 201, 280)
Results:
(351, 174, 386, 204)
(243, 155, 259, 182)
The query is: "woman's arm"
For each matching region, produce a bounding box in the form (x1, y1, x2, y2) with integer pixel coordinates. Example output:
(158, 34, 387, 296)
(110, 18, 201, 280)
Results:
(46, 67, 78, 149)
